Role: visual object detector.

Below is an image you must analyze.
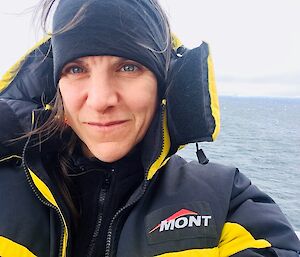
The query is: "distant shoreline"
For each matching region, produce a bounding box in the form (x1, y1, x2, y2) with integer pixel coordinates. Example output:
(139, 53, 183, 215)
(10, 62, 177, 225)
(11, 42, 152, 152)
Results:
(219, 95, 300, 99)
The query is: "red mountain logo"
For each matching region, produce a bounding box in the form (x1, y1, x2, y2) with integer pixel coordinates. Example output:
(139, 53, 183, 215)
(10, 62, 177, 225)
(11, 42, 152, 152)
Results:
(149, 208, 211, 234)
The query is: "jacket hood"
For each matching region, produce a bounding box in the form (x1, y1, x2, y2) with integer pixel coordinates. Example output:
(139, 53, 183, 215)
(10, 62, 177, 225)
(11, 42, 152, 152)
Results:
(0, 38, 55, 157)
(0, 37, 220, 179)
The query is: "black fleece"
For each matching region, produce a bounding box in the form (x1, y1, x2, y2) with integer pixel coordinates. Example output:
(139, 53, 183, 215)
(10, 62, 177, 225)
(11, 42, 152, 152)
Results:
(68, 148, 144, 257)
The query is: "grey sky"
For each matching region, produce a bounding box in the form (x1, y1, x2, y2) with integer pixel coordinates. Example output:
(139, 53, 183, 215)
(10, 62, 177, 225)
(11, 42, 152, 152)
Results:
(1, 0, 300, 97)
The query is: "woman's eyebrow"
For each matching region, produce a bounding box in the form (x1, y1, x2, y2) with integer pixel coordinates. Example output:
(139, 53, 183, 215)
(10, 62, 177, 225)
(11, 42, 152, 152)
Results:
(110, 56, 129, 63)
(77, 56, 125, 64)
(70, 58, 86, 64)
(63, 59, 86, 67)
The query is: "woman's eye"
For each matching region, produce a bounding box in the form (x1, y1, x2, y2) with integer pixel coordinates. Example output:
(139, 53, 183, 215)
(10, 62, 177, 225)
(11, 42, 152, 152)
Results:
(68, 66, 84, 74)
(61, 65, 85, 76)
(120, 64, 139, 72)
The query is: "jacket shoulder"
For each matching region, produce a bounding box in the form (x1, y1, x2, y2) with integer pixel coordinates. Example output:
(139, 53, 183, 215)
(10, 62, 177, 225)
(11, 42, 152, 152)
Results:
(165, 154, 238, 187)
(152, 154, 240, 221)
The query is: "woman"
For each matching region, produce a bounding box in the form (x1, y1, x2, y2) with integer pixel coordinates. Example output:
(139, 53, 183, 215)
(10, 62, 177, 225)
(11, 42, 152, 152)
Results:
(0, 0, 299, 256)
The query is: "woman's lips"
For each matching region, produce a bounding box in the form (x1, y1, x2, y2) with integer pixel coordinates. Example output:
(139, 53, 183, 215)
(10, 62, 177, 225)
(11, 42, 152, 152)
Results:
(84, 120, 129, 131)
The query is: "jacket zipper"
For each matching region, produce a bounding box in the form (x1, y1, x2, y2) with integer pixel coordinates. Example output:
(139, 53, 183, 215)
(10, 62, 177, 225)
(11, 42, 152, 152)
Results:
(104, 103, 166, 257)
(86, 172, 112, 257)
(104, 180, 149, 257)
(22, 139, 66, 257)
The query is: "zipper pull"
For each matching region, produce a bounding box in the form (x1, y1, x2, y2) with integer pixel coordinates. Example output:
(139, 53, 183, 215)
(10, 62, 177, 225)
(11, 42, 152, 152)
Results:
(196, 143, 209, 165)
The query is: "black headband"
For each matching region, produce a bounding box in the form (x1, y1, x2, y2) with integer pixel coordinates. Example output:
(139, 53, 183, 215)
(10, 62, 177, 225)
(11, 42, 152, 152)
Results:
(52, 0, 169, 91)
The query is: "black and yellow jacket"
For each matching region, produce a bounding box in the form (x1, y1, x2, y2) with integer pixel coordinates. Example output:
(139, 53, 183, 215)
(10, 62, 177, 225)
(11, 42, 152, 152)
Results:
(0, 39, 300, 257)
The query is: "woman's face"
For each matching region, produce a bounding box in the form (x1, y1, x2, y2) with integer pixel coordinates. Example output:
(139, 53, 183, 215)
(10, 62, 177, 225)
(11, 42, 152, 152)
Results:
(59, 56, 157, 162)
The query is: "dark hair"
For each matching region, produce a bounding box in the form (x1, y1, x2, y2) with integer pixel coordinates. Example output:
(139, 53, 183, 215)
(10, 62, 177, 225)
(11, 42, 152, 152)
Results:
(32, 0, 173, 224)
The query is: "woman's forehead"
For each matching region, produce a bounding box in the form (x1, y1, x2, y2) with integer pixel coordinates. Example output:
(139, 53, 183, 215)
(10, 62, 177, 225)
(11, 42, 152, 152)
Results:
(64, 56, 144, 66)
(71, 56, 128, 63)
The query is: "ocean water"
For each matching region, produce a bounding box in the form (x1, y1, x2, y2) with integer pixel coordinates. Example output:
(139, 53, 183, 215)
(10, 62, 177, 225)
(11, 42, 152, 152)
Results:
(178, 96, 300, 230)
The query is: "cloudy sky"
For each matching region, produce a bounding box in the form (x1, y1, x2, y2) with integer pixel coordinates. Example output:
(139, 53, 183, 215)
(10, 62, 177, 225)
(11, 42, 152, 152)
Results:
(1, 0, 300, 97)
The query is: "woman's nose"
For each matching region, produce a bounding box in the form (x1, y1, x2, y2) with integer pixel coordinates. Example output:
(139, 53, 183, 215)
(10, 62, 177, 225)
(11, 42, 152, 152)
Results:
(85, 72, 119, 111)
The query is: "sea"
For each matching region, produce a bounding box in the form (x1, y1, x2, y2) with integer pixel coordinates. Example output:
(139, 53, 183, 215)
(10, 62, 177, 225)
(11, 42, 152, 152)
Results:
(177, 96, 300, 231)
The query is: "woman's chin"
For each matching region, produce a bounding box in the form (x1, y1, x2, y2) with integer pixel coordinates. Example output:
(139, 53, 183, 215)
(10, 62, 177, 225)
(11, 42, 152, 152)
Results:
(82, 142, 133, 163)
(94, 152, 127, 163)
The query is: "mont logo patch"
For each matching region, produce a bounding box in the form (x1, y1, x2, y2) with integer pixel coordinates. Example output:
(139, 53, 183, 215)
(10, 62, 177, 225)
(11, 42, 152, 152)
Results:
(145, 201, 217, 245)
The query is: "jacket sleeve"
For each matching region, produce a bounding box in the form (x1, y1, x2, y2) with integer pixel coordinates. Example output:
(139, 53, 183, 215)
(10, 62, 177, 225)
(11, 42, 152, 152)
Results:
(218, 168, 300, 257)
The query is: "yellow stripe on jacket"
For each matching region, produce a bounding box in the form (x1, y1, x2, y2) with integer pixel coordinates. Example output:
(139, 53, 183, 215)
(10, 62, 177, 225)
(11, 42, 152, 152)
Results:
(154, 222, 271, 257)
(0, 236, 37, 257)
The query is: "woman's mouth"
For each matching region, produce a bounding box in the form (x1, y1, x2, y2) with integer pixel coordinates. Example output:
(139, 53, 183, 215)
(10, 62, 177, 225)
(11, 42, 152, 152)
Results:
(84, 120, 129, 131)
